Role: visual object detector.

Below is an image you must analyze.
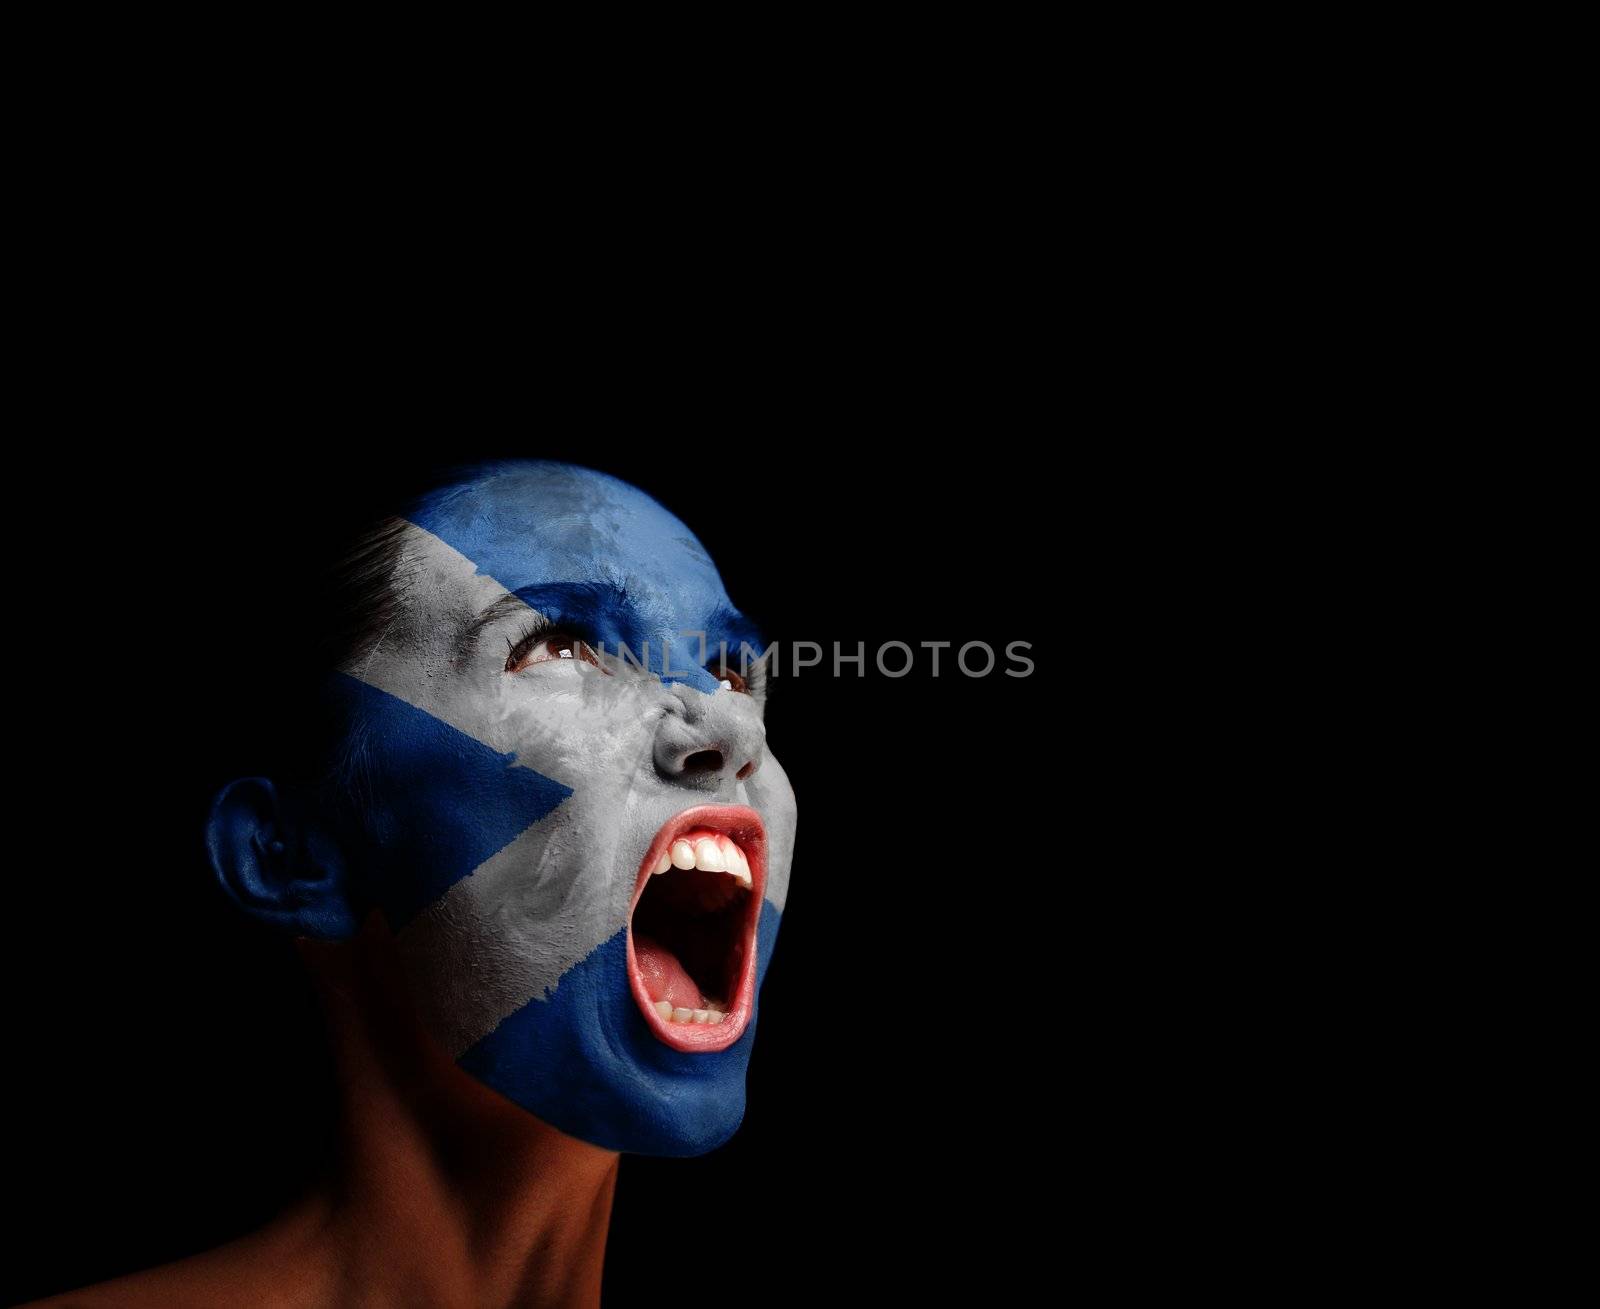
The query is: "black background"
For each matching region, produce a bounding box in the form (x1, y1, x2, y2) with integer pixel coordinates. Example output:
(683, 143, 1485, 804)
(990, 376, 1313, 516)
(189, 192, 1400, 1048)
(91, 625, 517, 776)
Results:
(3, 424, 1087, 1304)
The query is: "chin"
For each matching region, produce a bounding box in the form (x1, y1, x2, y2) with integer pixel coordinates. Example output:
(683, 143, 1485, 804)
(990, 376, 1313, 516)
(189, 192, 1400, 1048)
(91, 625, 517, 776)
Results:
(455, 899, 782, 1156)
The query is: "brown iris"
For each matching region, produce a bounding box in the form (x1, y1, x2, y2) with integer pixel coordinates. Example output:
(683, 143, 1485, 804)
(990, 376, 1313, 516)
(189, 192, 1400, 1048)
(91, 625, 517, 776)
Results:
(506, 633, 604, 674)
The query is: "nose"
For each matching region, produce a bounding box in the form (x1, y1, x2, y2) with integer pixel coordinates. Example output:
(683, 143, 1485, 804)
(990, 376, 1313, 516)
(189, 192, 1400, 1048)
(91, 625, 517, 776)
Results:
(653, 683, 766, 791)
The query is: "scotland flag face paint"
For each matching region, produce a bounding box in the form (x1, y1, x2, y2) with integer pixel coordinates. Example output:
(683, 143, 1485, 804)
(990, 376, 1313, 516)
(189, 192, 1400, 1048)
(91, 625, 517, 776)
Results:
(324, 462, 796, 1155)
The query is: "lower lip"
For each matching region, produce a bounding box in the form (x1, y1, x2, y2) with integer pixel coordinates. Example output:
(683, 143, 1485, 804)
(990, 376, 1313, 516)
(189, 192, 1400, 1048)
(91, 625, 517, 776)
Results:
(626, 804, 767, 1052)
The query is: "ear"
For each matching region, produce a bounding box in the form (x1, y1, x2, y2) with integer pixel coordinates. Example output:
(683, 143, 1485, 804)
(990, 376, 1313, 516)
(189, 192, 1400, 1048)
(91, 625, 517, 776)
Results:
(206, 777, 360, 940)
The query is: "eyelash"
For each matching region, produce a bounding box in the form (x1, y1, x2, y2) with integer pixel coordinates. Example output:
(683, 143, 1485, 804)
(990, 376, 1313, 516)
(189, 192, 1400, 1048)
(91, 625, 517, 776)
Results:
(712, 649, 769, 702)
(505, 617, 600, 672)
(506, 617, 556, 664)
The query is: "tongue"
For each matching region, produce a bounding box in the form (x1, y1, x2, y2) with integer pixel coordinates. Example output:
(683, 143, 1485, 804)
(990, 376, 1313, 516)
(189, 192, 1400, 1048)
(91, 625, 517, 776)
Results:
(633, 934, 706, 1009)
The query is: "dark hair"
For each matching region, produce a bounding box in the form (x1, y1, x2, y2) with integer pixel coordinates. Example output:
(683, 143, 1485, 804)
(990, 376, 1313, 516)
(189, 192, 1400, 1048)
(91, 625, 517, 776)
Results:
(244, 480, 440, 797)
(324, 515, 411, 671)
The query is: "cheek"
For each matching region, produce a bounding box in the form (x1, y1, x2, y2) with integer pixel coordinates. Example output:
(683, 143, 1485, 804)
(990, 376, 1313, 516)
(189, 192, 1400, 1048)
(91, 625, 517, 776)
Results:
(351, 672, 673, 924)
(385, 726, 661, 1064)
(744, 755, 798, 913)
(338, 677, 574, 931)
(471, 679, 664, 793)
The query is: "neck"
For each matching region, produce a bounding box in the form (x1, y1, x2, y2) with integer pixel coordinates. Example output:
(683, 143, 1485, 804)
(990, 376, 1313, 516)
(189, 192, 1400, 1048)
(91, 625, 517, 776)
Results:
(296, 921, 620, 1308)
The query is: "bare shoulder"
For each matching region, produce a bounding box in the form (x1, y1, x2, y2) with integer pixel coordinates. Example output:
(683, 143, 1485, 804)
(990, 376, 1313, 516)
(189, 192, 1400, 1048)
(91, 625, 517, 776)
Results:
(22, 1207, 335, 1308)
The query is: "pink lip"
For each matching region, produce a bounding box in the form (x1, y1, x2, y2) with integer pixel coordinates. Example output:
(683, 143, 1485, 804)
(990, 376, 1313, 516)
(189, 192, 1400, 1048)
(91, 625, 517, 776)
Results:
(626, 805, 767, 1052)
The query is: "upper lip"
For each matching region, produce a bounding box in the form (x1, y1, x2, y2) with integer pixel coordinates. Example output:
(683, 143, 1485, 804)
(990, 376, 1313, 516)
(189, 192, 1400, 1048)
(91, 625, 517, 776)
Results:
(625, 804, 766, 1052)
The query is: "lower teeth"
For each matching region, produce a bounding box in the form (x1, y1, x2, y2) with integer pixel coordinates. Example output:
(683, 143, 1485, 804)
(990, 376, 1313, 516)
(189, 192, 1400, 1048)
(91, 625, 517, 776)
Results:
(654, 1000, 726, 1025)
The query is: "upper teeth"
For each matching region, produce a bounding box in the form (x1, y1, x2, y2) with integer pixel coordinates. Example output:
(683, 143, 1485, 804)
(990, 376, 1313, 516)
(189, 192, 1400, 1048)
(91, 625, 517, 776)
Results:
(653, 829, 752, 888)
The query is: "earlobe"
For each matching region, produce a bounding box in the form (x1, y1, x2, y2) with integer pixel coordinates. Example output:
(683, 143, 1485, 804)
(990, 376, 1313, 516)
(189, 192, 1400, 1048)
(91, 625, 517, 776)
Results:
(207, 777, 359, 940)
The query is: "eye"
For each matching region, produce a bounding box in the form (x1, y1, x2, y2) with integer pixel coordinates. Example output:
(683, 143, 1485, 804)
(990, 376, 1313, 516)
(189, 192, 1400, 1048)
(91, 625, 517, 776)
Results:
(710, 661, 749, 694)
(506, 632, 604, 674)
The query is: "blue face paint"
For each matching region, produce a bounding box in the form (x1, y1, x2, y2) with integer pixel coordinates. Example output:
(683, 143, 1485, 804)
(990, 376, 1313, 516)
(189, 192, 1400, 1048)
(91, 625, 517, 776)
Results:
(327, 675, 573, 930)
(457, 901, 783, 1153)
(413, 464, 765, 692)
(318, 462, 798, 1155)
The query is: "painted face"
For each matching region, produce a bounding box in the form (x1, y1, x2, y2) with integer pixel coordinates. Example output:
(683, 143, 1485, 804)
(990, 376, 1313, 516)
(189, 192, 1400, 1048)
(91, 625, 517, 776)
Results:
(332, 462, 797, 1155)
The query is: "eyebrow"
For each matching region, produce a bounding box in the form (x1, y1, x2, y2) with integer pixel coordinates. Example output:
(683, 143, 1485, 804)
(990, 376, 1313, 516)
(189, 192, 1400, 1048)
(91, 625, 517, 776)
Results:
(703, 603, 768, 656)
(457, 592, 533, 662)
(455, 583, 644, 663)
(456, 585, 767, 668)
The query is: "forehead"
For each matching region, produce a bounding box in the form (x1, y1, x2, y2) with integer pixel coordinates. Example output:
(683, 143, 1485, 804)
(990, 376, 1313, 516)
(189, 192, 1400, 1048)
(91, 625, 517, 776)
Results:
(408, 462, 729, 622)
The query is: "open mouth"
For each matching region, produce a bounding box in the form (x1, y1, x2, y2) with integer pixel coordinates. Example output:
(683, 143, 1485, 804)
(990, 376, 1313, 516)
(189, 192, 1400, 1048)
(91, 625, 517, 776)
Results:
(626, 805, 766, 1052)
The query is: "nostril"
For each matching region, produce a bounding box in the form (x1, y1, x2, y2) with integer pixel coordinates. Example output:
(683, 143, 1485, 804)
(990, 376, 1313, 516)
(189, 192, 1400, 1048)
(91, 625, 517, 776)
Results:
(736, 761, 756, 781)
(682, 749, 724, 775)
